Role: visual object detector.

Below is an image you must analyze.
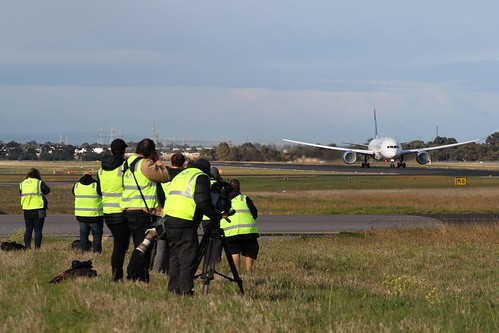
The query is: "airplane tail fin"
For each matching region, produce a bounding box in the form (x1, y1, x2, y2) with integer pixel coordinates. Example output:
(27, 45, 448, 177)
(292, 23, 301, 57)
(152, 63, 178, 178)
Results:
(374, 108, 379, 138)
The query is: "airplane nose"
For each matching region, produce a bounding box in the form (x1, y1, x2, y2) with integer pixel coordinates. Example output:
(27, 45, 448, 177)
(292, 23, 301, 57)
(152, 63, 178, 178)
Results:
(385, 149, 397, 159)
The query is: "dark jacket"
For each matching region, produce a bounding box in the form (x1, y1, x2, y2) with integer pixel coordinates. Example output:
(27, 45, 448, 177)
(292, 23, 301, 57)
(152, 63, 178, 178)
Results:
(72, 174, 103, 223)
(227, 190, 259, 240)
(166, 166, 222, 228)
(229, 190, 258, 220)
(97, 154, 126, 224)
(100, 154, 125, 172)
(21, 181, 50, 220)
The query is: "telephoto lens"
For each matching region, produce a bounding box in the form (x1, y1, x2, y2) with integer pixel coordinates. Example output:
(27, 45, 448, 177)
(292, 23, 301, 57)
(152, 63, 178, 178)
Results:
(136, 228, 157, 253)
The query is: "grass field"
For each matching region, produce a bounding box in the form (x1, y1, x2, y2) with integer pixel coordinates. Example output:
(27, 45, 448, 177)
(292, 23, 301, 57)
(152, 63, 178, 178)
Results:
(2, 161, 499, 215)
(1, 161, 497, 332)
(0, 224, 497, 332)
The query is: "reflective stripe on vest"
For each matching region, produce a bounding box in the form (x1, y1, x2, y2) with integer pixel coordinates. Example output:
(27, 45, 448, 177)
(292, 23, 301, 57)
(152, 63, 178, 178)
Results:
(120, 156, 158, 211)
(163, 168, 205, 221)
(19, 178, 44, 210)
(98, 166, 124, 214)
(74, 182, 103, 217)
(221, 194, 258, 236)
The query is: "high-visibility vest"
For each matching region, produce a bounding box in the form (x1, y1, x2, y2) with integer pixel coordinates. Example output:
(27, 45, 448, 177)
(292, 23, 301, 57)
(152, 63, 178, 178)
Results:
(120, 156, 158, 211)
(98, 165, 124, 214)
(74, 182, 103, 217)
(221, 194, 258, 237)
(163, 167, 205, 221)
(19, 178, 44, 210)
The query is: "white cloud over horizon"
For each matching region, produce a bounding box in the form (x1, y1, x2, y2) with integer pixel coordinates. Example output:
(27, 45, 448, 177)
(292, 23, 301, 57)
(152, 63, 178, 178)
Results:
(1, 1, 498, 145)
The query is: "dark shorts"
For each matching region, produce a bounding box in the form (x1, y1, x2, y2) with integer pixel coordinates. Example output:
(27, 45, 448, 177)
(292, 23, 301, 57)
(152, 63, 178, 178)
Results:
(227, 238, 259, 260)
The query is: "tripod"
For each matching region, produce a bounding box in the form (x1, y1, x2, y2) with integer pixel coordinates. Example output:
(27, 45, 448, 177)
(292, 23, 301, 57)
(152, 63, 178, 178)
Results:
(195, 220, 244, 295)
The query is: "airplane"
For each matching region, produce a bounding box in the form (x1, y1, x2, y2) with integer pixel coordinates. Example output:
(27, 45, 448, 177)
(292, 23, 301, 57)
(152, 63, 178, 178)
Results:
(283, 110, 480, 168)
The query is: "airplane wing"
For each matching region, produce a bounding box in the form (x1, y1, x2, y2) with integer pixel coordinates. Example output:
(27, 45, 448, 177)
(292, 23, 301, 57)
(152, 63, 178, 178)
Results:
(283, 139, 374, 155)
(400, 139, 480, 155)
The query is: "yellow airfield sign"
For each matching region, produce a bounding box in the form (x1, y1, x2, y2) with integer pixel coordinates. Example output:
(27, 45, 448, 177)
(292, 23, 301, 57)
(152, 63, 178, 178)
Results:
(455, 177, 467, 186)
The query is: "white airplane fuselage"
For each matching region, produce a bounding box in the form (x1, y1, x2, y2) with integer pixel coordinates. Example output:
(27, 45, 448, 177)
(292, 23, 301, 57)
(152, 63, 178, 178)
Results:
(368, 137, 402, 161)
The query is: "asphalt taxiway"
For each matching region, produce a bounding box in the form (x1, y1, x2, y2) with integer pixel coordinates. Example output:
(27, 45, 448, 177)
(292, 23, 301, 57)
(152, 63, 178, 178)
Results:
(1, 213, 497, 237)
(2, 162, 497, 237)
(215, 161, 499, 177)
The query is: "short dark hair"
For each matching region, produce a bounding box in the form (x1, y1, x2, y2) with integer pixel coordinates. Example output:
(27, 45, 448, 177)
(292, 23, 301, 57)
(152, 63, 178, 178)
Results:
(27, 168, 41, 180)
(136, 138, 156, 158)
(229, 179, 240, 192)
(170, 153, 185, 168)
(110, 138, 127, 155)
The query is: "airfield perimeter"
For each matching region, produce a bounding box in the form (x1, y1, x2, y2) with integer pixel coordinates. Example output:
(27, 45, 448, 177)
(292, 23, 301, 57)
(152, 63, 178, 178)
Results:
(2, 161, 498, 236)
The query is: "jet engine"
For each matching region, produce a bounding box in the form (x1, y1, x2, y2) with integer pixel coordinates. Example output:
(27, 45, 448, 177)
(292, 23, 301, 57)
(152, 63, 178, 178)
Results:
(343, 151, 357, 164)
(416, 151, 430, 165)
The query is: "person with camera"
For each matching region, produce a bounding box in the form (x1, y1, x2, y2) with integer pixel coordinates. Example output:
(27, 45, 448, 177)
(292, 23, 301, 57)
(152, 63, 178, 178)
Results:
(120, 138, 169, 282)
(97, 138, 130, 281)
(19, 168, 50, 249)
(150, 152, 186, 274)
(162, 158, 223, 295)
(220, 179, 259, 273)
(72, 172, 104, 253)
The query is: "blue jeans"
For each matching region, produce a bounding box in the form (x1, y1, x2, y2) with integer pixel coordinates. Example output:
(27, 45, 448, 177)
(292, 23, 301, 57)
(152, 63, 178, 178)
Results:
(24, 218, 45, 249)
(79, 221, 104, 253)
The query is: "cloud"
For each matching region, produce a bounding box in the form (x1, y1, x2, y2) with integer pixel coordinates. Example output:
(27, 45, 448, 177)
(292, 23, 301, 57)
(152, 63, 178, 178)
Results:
(1, 1, 499, 145)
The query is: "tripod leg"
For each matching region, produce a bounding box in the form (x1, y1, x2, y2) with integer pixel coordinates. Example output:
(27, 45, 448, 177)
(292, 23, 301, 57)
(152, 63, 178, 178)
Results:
(200, 233, 219, 295)
(195, 231, 208, 274)
(220, 234, 244, 295)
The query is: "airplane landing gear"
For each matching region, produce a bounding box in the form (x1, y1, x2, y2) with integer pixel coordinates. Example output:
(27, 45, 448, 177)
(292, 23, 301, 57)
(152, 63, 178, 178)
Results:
(361, 162, 371, 168)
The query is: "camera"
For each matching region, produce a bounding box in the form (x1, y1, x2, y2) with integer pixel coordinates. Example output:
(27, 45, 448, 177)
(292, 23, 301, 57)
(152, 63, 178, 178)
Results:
(135, 228, 157, 253)
(210, 180, 233, 214)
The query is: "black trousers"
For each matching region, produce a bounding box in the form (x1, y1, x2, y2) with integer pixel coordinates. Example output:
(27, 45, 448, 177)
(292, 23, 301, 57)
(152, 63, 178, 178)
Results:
(125, 210, 156, 282)
(166, 226, 199, 294)
(105, 215, 130, 281)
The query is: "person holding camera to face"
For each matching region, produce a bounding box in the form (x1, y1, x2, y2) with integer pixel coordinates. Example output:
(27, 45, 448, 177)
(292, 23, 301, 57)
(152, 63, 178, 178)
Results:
(162, 159, 224, 295)
(120, 138, 169, 282)
(97, 138, 130, 281)
(150, 152, 186, 274)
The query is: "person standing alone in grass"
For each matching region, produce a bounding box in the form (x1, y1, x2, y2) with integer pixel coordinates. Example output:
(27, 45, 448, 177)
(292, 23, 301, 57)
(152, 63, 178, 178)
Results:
(220, 179, 259, 273)
(19, 168, 50, 249)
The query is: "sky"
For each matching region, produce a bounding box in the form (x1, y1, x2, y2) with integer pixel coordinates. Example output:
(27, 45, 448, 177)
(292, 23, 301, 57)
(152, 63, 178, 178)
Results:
(1, 1, 498, 146)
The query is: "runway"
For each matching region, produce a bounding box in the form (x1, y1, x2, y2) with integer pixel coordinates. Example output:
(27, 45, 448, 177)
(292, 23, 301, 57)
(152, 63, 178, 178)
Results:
(215, 161, 499, 177)
(2, 162, 497, 237)
(2, 213, 496, 237)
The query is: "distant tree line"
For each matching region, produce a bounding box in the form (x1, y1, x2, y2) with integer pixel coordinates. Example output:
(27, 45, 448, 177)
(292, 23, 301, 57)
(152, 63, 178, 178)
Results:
(2, 132, 499, 162)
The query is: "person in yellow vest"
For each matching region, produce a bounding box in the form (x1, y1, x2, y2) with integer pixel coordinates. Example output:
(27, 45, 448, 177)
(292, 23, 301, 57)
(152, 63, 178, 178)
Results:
(73, 172, 104, 253)
(221, 179, 259, 273)
(97, 138, 130, 281)
(121, 138, 169, 282)
(151, 152, 186, 274)
(163, 159, 224, 295)
(19, 168, 50, 249)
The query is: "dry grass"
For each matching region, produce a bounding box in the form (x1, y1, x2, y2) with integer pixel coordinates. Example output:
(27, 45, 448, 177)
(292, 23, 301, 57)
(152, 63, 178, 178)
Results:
(0, 223, 497, 332)
(251, 187, 499, 214)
